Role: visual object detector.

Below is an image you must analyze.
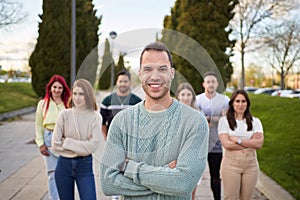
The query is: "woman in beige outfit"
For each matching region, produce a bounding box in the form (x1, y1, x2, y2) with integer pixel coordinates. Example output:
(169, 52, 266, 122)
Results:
(218, 89, 264, 200)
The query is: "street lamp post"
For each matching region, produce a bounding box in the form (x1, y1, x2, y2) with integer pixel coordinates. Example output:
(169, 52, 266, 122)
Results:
(109, 31, 117, 90)
(70, 0, 76, 86)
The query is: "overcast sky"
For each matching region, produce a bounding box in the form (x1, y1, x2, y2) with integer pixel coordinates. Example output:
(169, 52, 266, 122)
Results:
(0, 0, 176, 71)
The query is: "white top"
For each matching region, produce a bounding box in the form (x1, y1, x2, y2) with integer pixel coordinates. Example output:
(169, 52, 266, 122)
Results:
(196, 93, 229, 152)
(218, 116, 263, 139)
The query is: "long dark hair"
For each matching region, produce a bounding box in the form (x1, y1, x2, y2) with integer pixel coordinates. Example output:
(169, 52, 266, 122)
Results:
(227, 89, 253, 131)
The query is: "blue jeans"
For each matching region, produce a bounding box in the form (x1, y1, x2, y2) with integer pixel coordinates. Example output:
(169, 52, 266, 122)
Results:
(43, 129, 59, 200)
(55, 155, 96, 200)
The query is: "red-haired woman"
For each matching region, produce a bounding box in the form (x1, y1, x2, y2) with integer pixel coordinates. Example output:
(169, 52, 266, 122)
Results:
(35, 74, 71, 200)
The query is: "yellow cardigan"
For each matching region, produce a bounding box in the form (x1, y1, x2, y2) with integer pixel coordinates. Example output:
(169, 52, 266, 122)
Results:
(35, 99, 66, 147)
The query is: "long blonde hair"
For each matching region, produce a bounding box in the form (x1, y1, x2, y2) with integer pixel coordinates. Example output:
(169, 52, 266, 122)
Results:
(68, 79, 98, 111)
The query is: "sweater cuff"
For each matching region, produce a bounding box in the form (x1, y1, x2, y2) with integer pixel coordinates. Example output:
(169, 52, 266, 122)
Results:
(62, 137, 72, 150)
(124, 160, 140, 184)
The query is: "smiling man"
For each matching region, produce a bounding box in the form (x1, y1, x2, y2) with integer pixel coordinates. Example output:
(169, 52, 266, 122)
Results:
(196, 71, 230, 200)
(100, 42, 209, 199)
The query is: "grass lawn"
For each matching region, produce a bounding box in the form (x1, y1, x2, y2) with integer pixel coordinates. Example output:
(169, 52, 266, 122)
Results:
(249, 93, 300, 199)
(0, 84, 299, 199)
(0, 83, 38, 114)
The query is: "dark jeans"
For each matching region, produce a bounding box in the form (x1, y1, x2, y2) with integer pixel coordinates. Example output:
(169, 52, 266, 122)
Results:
(55, 155, 96, 200)
(208, 152, 222, 200)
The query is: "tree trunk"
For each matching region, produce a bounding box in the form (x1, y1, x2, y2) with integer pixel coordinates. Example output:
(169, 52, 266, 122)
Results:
(280, 72, 285, 89)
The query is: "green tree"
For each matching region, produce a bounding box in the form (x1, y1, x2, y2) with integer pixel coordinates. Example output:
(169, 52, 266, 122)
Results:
(98, 39, 113, 90)
(162, 0, 236, 93)
(115, 53, 126, 73)
(29, 0, 101, 97)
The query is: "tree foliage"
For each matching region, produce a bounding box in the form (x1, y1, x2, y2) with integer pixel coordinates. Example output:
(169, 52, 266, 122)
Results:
(116, 53, 126, 72)
(0, 0, 27, 29)
(98, 38, 113, 90)
(162, 0, 236, 93)
(229, 0, 294, 89)
(29, 0, 101, 97)
(264, 20, 300, 89)
(97, 40, 130, 90)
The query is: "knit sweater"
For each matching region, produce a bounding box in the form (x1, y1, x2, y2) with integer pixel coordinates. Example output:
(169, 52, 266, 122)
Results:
(100, 99, 209, 199)
(52, 108, 102, 158)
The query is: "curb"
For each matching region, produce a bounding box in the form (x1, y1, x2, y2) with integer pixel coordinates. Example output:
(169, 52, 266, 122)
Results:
(256, 171, 295, 200)
(0, 106, 36, 121)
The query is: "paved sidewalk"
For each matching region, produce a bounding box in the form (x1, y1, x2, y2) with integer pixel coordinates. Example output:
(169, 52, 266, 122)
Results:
(0, 90, 287, 200)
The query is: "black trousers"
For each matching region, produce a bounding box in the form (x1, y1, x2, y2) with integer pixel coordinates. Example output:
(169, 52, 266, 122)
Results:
(208, 152, 223, 200)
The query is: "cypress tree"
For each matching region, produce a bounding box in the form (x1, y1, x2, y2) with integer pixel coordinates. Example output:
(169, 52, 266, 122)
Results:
(29, 0, 101, 97)
(162, 0, 236, 93)
(115, 53, 126, 73)
(98, 39, 113, 90)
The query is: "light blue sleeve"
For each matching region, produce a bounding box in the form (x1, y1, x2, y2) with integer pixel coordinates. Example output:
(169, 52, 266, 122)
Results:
(123, 113, 209, 197)
(100, 117, 153, 197)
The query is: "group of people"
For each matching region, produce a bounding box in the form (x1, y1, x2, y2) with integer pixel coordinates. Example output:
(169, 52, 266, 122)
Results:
(35, 42, 264, 200)
(175, 72, 263, 200)
(35, 76, 102, 200)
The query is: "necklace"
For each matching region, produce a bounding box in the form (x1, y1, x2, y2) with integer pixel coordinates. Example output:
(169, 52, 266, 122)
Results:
(116, 94, 128, 106)
(52, 97, 62, 105)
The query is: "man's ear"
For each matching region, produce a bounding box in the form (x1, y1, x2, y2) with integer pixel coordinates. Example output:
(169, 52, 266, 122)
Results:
(171, 68, 175, 80)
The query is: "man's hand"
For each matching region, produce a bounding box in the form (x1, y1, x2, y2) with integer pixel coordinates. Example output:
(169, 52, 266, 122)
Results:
(168, 160, 177, 169)
(39, 144, 50, 156)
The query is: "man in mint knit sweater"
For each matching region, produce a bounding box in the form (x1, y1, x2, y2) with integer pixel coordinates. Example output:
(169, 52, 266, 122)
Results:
(100, 42, 209, 199)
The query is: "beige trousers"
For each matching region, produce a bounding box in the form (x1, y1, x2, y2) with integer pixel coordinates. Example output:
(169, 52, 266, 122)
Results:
(221, 149, 259, 200)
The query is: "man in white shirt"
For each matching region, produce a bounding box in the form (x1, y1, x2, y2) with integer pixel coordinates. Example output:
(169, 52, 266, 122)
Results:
(196, 71, 229, 200)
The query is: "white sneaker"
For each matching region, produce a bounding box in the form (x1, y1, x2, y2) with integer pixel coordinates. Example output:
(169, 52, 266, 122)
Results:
(112, 195, 119, 200)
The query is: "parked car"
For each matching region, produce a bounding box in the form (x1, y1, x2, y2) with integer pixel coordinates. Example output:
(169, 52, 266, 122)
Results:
(271, 90, 293, 96)
(244, 86, 258, 93)
(280, 90, 300, 98)
(254, 88, 277, 95)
